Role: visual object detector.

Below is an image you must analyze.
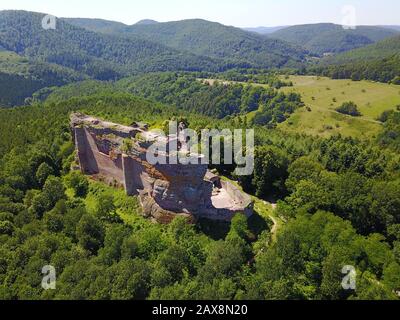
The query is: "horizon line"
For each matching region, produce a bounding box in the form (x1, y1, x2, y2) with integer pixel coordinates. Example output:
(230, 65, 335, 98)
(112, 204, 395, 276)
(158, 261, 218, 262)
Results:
(1, 9, 399, 29)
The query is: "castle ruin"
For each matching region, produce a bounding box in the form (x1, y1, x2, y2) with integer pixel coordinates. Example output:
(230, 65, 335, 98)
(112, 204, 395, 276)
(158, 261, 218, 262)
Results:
(70, 113, 253, 224)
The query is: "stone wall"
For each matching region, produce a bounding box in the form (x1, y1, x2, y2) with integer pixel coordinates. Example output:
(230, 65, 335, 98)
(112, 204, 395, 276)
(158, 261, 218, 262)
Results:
(71, 113, 254, 224)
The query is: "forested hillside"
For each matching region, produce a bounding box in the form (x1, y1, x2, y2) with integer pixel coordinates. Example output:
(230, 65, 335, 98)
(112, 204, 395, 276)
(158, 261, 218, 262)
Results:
(0, 51, 85, 106)
(0, 11, 223, 79)
(269, 23, 398, 55)
(313, 36, 400, 83)
(0, 90, 400, 299)
(66, 18, 309, 69)
(35, 72, 303, 125)
(324, 35, 400, 63)
(61, 18, 128, 34)
(1, 8, 400, 302)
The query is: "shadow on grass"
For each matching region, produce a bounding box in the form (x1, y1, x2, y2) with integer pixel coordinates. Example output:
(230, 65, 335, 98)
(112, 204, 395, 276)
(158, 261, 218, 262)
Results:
(248, 212, 269, 241)
(196, 218, 231, 240)
(197, 212, 270, 241)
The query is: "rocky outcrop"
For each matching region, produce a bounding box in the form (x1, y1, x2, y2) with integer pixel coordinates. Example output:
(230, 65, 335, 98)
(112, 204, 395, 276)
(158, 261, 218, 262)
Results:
(70, 113, 253, 223)
(139, 192, 195, 224)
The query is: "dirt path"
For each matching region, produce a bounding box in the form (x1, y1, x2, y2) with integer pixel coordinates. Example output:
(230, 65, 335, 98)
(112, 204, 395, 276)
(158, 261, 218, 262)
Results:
(263, 201, 280, 241)
(309, 103, 382, 124)
(220, 175, 283, 242)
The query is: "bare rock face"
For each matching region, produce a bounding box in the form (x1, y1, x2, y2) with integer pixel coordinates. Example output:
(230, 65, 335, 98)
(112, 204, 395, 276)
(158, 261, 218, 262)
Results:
(139, 192, 195, 224)
(70, 113, 254, 223)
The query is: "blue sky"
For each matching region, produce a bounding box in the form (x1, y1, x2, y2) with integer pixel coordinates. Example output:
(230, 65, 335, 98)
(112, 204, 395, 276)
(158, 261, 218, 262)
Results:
(1, 0, 399, 27)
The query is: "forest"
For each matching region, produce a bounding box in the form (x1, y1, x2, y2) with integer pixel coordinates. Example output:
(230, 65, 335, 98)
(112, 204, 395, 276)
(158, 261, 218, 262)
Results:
(311, 36, 400, 83)
(0, 86, 400, 300)
(0, 9, 400, 301)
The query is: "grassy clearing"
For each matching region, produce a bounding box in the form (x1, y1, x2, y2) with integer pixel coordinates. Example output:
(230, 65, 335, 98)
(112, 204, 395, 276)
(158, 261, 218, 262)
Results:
(84, 180, 145, 228)
(200, 75, 400, 138)
(278, 75, 400, 138)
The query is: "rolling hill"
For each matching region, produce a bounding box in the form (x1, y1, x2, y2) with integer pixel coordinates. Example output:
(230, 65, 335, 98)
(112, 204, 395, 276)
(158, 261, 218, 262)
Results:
(324, 35, 400, 63)
(61, 17, 128, 34)
(0, 10, 224, 80)
(277, 75, 400, 138)
(65, 18, 309, 68)
(0, 50, 85, 106)
(268, 23, 399, 55)
(135, 19, 159, 25)
(315, 35, 400, 83)
(242, 26, 288, 34)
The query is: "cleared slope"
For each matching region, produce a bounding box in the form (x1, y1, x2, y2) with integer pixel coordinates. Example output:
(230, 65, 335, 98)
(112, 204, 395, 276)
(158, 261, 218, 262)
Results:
(278, 76, 400, 138)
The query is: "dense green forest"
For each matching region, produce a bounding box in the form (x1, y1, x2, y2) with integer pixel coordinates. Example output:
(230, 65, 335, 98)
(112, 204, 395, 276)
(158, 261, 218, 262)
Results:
(1, 9, 400, 301)
(0, 87, 400, 300)
(0, 11, 224, 79)
(313, 54, 400, 83)
(268, 23, 398, 55)
(0, 51, 85, 106)
(312, 36, 400, 83)
(33, 72, 303, 123)
(66, 18, 309, 69)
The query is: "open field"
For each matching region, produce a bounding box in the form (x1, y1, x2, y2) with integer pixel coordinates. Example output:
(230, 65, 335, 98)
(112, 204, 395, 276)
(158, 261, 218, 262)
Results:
(278, 76, 400, 138)
(202, 75, 400, 138)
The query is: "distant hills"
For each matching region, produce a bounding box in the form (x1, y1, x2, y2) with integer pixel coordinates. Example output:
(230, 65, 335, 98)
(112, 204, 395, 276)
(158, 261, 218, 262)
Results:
(0, 10, 223, 79)
(242, 26, 287, 34)
(268, 23, 399, 55)
(0, 50, 84, 106)
(381, 25, 400, 32)
(1, 10, 399, 107)
(314, 35, 400, 83)
(64, 17, 400, 59)
(135, 19, 159, 25)
(0, 10, 309, 106)
(65, 18, 309, 68)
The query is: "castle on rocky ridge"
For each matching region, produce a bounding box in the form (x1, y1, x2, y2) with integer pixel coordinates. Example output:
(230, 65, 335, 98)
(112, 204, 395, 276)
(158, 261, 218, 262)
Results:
(70, 113, 253, 224)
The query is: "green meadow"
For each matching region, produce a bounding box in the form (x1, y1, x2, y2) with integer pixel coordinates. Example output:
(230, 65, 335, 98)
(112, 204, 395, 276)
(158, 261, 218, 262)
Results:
(278, 76, 400, 138)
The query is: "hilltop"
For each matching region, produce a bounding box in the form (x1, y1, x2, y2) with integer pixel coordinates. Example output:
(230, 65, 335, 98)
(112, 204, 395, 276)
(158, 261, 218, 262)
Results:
(0, 50, 85, 106)
(268, 23, 399, 55)
(0, 10, 223, 80)
(65, 17, 309, 68)
(315, 35, 400, 83)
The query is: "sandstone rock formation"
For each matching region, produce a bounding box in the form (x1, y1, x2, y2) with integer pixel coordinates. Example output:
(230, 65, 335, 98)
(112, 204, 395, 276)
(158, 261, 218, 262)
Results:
(70, 113, 253, 224)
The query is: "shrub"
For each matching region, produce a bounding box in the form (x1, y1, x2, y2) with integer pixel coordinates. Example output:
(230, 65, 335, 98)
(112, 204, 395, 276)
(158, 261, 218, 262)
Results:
(377, 110, 395, 123)
(35, 163, 54, 186)
(391, 76, 400, 85)
(0, 220, 14, 235)
(336, 101, 362, 117)
(65, 171, 89, 198)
